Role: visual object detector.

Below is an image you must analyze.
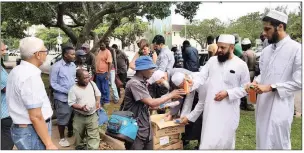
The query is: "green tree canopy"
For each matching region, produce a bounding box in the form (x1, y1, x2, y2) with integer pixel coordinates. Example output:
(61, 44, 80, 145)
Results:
(2, 2, 201, 52)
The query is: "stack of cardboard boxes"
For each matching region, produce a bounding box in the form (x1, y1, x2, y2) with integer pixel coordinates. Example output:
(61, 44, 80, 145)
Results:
(150, 114, 185, 150)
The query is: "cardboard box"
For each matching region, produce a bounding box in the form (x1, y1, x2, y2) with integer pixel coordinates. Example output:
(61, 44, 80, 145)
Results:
(153, 134, 180, 149)
(158, 140, 183, 150)
(151, 114, 185, 137)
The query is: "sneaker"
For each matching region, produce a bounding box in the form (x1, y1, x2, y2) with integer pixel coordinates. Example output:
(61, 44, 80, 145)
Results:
(246, 104, 255, 111)
(59, 138, 70, 147)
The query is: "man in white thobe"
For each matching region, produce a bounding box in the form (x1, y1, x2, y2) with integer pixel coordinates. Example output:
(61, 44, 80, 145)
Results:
(180, 34, 250, 149)
(248, 10, 302, 150)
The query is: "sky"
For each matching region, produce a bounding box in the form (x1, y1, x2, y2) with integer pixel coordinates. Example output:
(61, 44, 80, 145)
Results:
(170, 2, 301, 25)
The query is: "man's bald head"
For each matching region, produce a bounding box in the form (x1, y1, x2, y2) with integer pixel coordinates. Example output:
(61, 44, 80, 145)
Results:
(76, 69, 90, 86)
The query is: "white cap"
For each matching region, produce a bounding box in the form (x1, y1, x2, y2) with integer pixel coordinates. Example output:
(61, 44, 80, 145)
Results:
(241, 38, 251, 45)
(147, 70, 166, 84)
(218, 34, 235, 44)
(265, 10, 288, 24)
(171, 72, 185, 86)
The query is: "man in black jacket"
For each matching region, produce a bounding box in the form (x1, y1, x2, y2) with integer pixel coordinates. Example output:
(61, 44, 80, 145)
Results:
(182, 40, 199, 72)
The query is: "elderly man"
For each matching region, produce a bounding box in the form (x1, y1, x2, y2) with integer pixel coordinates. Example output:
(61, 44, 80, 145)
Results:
(81, 43, 96, 77)
(121, 56, 185, 150)
(50, 46, 76, 147)
(68, 69, 101, 150)
(1, 41, 14, 150)
(180, 34, 250, 149)
(152, 35, 175, 72)
(6, 37, 57, 150)
(248, 10, 302, 150)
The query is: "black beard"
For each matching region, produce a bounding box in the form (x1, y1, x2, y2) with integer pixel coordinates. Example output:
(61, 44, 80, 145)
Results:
(217, 51, 230, 63)
(268, 29, 279, 44)
(78, 81, 87, 87)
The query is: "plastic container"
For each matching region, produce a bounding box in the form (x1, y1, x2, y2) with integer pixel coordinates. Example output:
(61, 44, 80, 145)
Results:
(248, 85, 257, 104)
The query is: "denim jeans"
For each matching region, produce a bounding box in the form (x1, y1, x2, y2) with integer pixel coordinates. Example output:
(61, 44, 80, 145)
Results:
(110, 70, 119, 102)
(11, 120, 52, 150)
(96, 72, 110, 104)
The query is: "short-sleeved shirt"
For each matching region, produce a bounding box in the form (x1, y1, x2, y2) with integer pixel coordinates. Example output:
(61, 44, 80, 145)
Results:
(6, 61, 53, 124)
(1, 67, 9, 119)
(96, 49, 112, 74)
(122, 75, 152, 141)
(68, 81, 101, 115)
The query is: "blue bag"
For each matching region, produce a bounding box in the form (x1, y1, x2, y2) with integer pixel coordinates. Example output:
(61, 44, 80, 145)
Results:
(97, 108, 108, 126)
(106, 111, 138, 143)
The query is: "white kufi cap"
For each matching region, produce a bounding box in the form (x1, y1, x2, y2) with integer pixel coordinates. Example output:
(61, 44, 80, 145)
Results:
(218, 34, 235, 44)
(241, 38, 251, 45)
(147, 70, 166, 84)
(171, 72, 185, 86)
(265, 10, 288, 24)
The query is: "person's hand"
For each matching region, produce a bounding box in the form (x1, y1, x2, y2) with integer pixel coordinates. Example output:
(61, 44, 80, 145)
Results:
(46, 143, 58, 150)
(214, 90, 228, 101)
(253, 84, 272, 94)
(81, 105, 89, 112)
(169, 89, 186, 99)
(180, 116, 189, 125)
(96, 102, 101, 110)
(244, 82, 258, 93)
(106, 74, 110, 80)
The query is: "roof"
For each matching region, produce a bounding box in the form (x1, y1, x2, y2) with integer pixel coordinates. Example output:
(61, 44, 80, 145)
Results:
(172, 24, 185, 32)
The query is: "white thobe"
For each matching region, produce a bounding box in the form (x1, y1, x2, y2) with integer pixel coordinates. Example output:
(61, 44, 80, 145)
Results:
(254, 36, 302, 149)
(186, 56, 250, 149)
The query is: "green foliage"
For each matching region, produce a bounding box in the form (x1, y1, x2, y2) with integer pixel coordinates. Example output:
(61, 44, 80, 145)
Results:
(95, 18, 148, 49)
(1, 2, 201, 50)
(180, 18, 225, 48)
(225, 12, 262, 46)
(35, 27, 70, 50)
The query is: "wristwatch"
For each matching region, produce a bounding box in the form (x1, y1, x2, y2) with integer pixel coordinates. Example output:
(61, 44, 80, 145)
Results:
(271, 84, 277, 92)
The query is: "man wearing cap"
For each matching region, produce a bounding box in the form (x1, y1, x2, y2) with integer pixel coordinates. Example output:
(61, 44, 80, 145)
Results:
(122, 56, 186, 150)
(169, 71, 204, 149)
(233, 34, 243, 58)
(240, 38, 256, 111)
(75, 49, 94, 81)
(180, 34, 250, 149)
(248, 10, 302, 149)
(7, 37, 57, 150)
(81, 43, 96, 77)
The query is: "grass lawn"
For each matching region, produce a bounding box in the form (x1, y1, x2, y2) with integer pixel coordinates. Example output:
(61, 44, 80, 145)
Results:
(184, 110, 302, 150)
(41, 74, 302, 150)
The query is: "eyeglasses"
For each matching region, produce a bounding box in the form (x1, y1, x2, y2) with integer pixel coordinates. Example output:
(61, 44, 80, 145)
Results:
(35, 50, 49, 55)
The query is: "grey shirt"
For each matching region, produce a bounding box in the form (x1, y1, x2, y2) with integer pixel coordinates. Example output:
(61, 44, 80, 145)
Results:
(156, 46, 175, 72)
(122, 75, 152, 141)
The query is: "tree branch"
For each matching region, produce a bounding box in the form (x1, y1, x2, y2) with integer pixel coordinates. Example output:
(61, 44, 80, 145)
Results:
(82, 2, 89, 18)
(90, 19, 120, 53)
(65, 12, 85, 26)
(57, 3, 78, 45)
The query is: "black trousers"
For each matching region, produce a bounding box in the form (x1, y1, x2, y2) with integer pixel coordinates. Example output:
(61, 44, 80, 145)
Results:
(1, 117, 14, 150)
(125, 137, 153, 150)
(117, 72, 127, 96)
